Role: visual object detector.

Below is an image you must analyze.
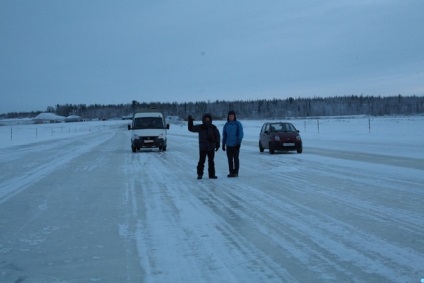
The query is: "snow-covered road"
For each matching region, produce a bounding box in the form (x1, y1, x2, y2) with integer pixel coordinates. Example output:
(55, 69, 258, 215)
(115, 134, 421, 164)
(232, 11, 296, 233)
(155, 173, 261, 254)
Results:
(0, 118, 423, 282)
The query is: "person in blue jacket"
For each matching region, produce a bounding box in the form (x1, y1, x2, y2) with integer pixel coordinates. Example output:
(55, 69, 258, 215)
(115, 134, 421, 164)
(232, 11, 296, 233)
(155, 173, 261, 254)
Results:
(222, 110, 244, 177)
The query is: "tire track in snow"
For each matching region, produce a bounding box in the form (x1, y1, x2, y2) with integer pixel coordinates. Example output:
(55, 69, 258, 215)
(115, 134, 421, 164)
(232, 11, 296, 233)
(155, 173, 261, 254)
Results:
(123, 138, 295, 282)
(0, 130, 118, 203)
(237, 148, 424, 282)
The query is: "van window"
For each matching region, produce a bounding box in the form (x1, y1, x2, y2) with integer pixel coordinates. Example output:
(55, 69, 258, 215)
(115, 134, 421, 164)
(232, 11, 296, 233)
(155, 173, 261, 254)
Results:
(133, 117, 164, 129)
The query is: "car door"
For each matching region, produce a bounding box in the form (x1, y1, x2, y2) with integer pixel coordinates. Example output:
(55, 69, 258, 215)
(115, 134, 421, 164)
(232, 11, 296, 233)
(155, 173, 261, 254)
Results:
(260, 123, 270, 148)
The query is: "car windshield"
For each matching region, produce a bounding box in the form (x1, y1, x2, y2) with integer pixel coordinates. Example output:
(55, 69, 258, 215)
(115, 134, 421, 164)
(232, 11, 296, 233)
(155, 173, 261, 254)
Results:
(133, 117, 164, 129)
(270, 123, 296, 132)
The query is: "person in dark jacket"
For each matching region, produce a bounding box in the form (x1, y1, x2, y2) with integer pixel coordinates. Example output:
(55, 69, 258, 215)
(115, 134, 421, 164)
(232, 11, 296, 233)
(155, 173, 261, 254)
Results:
(222, 110, 244, 177)
(188, 114, 220, 179)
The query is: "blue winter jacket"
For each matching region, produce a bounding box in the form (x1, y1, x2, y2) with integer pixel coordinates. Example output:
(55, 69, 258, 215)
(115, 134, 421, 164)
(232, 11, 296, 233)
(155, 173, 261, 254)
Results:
(222, 120, 243, 147)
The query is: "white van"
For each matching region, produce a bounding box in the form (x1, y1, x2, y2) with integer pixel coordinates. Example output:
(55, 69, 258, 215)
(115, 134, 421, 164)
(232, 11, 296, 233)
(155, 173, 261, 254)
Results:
(128, 111, 170, 152)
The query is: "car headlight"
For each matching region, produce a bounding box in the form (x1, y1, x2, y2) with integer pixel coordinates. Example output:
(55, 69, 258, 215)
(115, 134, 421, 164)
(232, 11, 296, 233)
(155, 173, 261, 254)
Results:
(274, 136, 280, 141)
(296, 136, 301, 141)
(133, 134, 139, 139)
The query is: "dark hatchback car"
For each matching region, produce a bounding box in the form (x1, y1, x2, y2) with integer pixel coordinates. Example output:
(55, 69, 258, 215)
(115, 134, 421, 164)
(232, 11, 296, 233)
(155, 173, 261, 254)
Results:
(259, 122, 303, 154)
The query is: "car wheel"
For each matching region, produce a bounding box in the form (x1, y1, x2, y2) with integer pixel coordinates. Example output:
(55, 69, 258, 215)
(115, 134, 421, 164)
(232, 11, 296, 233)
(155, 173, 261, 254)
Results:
(162, 146, 167, 151)
(297, 148, 303, 153)
(259, 141, 264, 152)
(131, 146, 136, 153)
(269, 143, 275, 154)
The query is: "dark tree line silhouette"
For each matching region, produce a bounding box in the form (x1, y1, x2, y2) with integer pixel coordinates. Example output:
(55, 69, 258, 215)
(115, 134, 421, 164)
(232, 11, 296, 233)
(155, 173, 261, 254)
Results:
(2, 95, 423, 120)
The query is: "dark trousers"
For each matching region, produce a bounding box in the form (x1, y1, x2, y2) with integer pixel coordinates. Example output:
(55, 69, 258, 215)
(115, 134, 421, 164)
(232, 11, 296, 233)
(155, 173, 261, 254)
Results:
(226, 146, 240, 174)
(197, 150, 216, 177)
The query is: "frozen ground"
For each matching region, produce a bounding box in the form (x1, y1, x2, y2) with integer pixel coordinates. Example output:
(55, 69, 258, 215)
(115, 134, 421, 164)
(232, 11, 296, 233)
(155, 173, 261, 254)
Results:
(0, 116, 423, 282)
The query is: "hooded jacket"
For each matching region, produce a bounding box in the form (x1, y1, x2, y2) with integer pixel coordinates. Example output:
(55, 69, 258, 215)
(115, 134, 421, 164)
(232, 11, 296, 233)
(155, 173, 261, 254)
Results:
(188, 113, 220, 151)
(222, 111, 243, 147)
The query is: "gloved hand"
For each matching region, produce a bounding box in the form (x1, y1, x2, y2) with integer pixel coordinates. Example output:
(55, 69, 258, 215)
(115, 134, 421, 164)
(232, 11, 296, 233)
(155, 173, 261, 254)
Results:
(222, 145, 226, 151)
(188, 115, 194, 121)
(236, 144, 241, 150)
(215, 147, 219, 152)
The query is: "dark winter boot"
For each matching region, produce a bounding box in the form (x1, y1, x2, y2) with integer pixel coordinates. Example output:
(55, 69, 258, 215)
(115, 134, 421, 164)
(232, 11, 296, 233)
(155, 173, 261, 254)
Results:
(197, 163, 204, 179)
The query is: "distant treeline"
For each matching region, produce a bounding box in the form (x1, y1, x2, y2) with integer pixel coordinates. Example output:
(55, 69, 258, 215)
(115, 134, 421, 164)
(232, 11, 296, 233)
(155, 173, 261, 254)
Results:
(2, 95, 423, 120)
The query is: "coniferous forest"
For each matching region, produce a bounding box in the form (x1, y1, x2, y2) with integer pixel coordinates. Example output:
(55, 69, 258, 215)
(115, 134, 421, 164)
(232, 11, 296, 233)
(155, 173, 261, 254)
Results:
(1, 95, 423, 120)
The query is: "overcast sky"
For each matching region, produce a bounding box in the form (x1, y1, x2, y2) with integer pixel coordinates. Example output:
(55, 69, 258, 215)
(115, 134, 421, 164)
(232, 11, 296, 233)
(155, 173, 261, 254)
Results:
(1, 1, 423, 114)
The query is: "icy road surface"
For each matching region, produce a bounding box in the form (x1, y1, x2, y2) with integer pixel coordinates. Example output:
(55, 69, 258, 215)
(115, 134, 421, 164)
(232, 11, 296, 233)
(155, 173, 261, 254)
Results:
(0, 118, 423, 282)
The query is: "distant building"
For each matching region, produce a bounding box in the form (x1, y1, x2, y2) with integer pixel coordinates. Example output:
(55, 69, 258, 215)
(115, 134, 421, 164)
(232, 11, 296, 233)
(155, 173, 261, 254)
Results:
(33, 113, 65, 124)
(166, 115, 180, 121)
(65, 115, 82, 122)
(121, 114, 133, 120)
